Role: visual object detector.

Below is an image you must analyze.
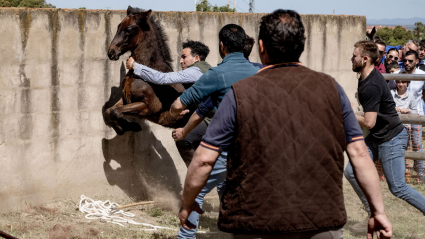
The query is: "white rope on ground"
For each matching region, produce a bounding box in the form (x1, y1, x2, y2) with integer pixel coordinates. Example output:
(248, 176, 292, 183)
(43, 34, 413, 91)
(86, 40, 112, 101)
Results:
(79, 195, 172, 230)
(78, 195, 217, 234)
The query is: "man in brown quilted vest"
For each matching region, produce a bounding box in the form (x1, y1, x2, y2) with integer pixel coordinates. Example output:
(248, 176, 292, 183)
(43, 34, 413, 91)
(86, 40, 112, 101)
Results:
(178, 9, 393, 239)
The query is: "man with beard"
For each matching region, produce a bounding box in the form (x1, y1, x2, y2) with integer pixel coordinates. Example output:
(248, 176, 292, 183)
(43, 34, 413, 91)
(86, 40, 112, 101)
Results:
(384, 48, 400, 73)
(399, 39, 420, 71)
(345, 41, 425, 232)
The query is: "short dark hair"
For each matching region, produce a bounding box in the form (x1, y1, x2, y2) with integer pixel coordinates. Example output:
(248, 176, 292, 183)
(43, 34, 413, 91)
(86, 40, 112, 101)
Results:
(375, 39, 386, 48)
(243, 35, 255, 59)
(387, 47, 398, 54)
(258, 9, 306, 63)
(218, 24, 246, 53)
(420, 39, 425, 50)
(182, 40, 210, 61)
(405, 50, 419, 59)
(354, 40, 379, 64)
(386, 62, 400, 72)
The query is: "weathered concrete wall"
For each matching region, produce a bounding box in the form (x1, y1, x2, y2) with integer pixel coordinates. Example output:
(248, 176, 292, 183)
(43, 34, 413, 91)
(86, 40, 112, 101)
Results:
(0, 8, 365, 213)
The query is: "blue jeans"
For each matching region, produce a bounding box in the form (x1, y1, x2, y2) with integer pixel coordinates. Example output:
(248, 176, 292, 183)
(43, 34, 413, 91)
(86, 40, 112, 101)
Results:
(178, 151, 227, 239)
(408, 124, 425, 178)
(344, 128, 425, 215)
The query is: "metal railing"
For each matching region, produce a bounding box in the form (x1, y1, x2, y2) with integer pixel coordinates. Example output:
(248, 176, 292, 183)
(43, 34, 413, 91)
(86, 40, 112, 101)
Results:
(362, 73, 425, 161)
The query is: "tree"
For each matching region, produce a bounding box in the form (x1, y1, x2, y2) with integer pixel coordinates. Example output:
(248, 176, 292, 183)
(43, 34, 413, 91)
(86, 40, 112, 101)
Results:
(375, 27, 393, 43)
(0, 0, 55, 8)
(196, 0, 235, 12)
(414, 22, 424, 40)
(375, 26, 414, 46)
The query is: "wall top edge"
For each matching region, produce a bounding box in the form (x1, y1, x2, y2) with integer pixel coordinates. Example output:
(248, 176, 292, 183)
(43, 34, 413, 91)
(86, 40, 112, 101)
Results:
(0, 7, 365, 19)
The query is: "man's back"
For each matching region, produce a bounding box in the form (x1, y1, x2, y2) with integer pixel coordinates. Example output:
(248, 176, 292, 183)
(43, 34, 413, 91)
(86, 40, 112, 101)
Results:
(218, 65, 347, 233)
(179, 52, 259, 110)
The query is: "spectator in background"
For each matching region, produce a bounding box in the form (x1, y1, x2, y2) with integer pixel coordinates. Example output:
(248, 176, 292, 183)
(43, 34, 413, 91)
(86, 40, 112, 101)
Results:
(402, 50, 425, 181)
(390, 75, 423, 182)
(385, 48, 400, 72)
(243, 35, 263, 68)
(375, 39, 386, 73)
(399, 39, 420, 71)
(419, 39, 425, 71)
(386, 61, 400, 74)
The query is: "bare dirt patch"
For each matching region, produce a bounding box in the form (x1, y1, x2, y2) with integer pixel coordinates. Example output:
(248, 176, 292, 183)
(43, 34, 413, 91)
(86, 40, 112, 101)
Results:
(1, 181, 424, 238)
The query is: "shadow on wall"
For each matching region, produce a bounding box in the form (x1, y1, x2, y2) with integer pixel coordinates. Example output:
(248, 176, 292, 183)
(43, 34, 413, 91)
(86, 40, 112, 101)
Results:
(100, 63, 182, 210)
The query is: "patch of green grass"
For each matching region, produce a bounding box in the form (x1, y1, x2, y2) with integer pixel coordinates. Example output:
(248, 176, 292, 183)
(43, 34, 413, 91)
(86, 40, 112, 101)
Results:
(148, 208, 164, 217)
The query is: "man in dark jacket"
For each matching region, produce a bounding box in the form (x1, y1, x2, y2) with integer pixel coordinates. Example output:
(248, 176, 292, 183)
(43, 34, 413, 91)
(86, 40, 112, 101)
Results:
(178, 9, 393, 239)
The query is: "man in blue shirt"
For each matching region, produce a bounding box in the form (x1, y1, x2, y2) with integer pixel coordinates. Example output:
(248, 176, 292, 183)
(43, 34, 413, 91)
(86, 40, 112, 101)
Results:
(170, 24, 259, 239)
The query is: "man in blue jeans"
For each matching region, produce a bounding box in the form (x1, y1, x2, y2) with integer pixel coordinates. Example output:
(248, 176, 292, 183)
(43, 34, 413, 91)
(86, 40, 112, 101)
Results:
(170, 24, 259, 238)
(345, 40, 425, 231)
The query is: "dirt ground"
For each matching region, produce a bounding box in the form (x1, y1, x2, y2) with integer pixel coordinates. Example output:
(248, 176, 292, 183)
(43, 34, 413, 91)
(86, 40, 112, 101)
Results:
(1, 180, 425, 239)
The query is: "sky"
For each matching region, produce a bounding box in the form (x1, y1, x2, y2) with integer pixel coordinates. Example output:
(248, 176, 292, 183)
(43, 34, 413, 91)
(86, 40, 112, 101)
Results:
(48, 0, 425, 20)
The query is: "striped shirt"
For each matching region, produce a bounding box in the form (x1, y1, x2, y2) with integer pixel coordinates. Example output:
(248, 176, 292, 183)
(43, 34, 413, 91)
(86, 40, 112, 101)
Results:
(133, 63, 202, 85)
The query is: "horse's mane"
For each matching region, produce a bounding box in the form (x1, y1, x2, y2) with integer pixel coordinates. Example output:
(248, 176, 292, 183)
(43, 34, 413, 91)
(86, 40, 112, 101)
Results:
(149, 14, 173, 70)
(128, 7, 173, 70)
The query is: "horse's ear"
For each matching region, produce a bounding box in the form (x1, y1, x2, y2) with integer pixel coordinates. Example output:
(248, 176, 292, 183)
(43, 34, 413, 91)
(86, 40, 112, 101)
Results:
(127, 6, 133, 16)
(145, 10, 152, 19)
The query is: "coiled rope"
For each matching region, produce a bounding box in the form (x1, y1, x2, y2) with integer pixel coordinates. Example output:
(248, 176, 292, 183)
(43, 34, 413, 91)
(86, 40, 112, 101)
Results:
(78, 195, 218, 234)
(78, 195, 172, 230)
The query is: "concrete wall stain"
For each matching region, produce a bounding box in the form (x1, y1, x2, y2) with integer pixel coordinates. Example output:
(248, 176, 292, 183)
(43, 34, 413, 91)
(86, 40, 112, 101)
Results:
(103, 10, 111, 127)
(304, 15, 312, 67)
(77, 10, 85, 111)
(18, 9, 32, 141)
(48, 9, 60, 161)
(321, 16, 328, 72)
(197, 12, 204, 42)
(175, 12, 183, 71)
(336, 17, 343, 73)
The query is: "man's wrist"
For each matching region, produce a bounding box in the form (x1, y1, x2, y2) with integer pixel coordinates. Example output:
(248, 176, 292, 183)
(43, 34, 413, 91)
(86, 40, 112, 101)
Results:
(131, 61, 136, 70)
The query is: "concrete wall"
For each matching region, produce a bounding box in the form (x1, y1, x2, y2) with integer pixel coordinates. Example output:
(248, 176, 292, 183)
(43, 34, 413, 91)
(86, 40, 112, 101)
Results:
(0, 8, 365, 213)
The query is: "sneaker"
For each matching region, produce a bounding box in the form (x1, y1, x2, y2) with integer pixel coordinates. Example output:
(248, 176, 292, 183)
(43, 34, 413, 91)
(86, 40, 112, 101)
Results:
(351, 217, 369, 232)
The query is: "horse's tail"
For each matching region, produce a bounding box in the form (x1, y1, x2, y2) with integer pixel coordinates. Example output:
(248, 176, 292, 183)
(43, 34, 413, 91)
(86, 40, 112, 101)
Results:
(122, 77, 134, 104)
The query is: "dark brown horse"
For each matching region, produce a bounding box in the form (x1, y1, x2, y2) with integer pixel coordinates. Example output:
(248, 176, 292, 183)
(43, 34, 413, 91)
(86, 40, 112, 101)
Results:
(104, 6, 193, 135)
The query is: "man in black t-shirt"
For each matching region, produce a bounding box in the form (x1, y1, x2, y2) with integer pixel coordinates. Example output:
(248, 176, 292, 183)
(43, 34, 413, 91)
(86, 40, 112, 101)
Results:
(345, 40, 425, 231)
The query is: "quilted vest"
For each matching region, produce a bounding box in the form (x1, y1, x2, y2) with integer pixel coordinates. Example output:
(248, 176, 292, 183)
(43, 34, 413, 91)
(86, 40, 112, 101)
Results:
(218, 65, 347, 234)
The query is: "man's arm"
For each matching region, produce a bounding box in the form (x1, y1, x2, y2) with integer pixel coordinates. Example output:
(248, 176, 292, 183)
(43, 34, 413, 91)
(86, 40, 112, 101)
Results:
(179, 146, 220, 229)
(126, 57, 202, 85)
(173, 97, 214, 141)
(178, 89, 237, 229)
(177, 70, 219, 111)
(346, 140, 393, 239)
(170, 97, 187, 117)
(356, 112, 377, 129)
(173, 111, 204, 141)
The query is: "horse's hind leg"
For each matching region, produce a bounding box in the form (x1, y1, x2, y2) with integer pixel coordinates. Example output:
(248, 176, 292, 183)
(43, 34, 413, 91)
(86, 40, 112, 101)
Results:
(104, 98, 149, 135)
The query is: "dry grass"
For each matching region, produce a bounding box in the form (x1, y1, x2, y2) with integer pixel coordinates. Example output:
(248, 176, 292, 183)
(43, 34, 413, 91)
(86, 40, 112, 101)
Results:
(0, 181, 424, 239)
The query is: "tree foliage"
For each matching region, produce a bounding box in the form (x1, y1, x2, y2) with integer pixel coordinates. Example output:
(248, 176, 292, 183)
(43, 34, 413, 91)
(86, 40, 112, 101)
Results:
(0, 0, 55, 8)
(196, 0, 235, 12)
(414, 22, 424, 40)
(375, 26, 414, 46)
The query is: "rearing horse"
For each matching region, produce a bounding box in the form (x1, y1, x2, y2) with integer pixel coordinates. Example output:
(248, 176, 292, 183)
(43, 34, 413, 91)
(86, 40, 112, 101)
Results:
(104, 6, 192, 135)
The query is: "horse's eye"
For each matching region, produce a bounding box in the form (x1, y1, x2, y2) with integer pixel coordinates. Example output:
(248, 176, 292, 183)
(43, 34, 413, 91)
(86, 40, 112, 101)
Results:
(125, 26, 135, 34)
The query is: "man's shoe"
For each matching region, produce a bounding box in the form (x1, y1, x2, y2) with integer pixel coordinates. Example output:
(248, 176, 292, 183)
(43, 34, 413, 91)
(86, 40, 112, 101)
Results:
(351, 217, 369, 232)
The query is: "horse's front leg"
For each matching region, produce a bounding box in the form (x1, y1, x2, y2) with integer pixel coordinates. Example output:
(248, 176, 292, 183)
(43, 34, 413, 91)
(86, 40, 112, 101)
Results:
(104, 99, 149, 135)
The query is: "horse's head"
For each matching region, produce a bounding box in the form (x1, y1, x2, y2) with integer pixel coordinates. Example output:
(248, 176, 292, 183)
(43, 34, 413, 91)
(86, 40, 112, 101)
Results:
(108, 6, 152, 61)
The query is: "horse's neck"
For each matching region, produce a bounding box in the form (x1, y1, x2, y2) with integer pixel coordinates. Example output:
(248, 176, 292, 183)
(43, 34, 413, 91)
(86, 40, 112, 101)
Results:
(131, 31, 172, 72)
